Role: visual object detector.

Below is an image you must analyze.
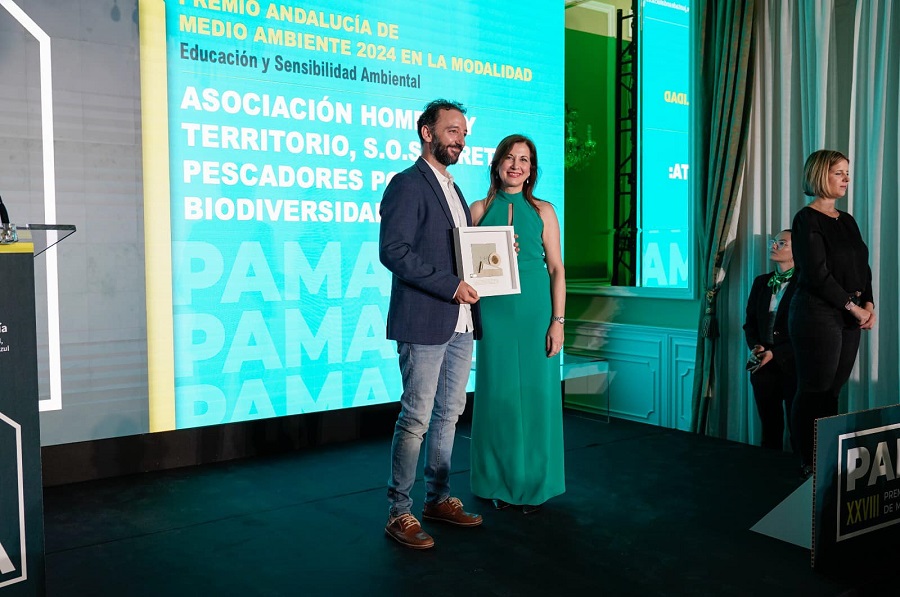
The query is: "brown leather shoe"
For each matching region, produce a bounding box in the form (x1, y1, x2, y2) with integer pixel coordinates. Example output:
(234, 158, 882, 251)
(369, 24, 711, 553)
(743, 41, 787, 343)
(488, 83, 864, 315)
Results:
(422, 497, 483, 527)
(385, 513, 435, 549)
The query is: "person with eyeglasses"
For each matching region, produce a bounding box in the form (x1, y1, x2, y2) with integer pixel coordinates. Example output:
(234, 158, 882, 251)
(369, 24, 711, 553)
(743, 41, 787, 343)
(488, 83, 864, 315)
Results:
(789, 149, 875, 479)
(743, 230, 798, 451)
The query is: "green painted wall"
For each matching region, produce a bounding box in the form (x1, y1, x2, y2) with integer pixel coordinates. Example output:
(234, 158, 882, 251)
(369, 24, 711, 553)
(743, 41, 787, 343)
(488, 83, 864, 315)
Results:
(564, 29, 616, 282)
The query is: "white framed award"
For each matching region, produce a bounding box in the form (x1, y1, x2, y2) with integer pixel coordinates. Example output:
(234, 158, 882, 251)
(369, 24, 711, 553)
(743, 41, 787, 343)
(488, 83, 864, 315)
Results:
(452, 225, 521, 297)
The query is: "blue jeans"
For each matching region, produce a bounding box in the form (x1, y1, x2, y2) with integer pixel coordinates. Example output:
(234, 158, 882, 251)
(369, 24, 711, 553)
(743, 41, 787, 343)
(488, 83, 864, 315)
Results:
(387, 332, 473, 517)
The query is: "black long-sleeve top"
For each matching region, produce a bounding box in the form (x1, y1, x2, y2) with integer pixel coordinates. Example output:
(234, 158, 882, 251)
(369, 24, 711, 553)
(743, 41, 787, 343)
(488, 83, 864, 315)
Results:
(791, 206, 874, 309)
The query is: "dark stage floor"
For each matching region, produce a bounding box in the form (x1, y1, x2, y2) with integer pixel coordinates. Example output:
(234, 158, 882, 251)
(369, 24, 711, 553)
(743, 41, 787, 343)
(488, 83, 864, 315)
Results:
(42, 412, 895, 596)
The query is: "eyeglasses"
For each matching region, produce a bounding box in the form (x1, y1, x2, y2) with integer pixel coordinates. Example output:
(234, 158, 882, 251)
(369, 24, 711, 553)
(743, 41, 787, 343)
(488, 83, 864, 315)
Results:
(768, 239, 790, 249)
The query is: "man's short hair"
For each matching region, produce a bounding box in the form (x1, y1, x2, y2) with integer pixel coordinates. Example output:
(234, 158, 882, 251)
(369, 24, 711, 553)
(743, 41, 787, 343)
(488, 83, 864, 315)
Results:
(802, 149, 849, 197)
(417, 99, 466, 143)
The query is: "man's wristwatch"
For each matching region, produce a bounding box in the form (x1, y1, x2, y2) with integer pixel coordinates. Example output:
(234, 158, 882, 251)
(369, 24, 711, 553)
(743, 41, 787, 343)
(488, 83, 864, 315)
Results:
(551, 316, 565, 324)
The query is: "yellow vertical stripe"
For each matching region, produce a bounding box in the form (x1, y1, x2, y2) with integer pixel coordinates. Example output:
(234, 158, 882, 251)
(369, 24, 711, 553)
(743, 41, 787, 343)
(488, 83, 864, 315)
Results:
(140, 0, 176, 432)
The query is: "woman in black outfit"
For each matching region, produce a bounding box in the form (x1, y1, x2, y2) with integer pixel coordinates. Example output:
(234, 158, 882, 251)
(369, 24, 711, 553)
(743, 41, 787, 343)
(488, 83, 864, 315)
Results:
(789, 150, 876, 478)
(744, 229, 797, 451)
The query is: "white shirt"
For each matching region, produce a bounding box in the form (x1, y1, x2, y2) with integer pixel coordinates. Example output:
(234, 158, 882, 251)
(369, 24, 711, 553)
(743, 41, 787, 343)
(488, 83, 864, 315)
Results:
(766, 279, 790, 344)
(425, 160, 474, 333)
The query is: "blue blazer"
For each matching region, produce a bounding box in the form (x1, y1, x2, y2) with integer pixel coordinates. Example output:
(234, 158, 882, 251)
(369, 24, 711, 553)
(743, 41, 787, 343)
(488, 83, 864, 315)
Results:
(379, 157, 483, 344)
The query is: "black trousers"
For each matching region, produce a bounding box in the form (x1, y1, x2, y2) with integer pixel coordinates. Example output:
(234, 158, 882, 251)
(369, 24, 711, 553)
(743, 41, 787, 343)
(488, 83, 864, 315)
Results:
(749, 358, 796, 450)
(788, 292, 861, 467)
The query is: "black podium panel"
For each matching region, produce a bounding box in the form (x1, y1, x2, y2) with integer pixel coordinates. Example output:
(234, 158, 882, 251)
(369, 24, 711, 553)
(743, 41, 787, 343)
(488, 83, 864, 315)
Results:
(0, 249, 46, 595)
(814, 403, 900, 570)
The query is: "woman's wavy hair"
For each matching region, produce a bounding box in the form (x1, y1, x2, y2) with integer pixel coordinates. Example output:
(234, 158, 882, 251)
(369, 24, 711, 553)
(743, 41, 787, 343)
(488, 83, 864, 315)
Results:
(482, 134, 541, 216)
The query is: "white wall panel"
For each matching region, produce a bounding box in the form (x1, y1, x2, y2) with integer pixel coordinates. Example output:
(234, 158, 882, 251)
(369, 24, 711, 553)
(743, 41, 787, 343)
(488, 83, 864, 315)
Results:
(568, 320, 696, 429)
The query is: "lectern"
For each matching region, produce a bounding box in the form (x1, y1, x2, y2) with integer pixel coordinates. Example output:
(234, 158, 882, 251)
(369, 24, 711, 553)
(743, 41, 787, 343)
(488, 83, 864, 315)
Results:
(0, 223, 75, 595)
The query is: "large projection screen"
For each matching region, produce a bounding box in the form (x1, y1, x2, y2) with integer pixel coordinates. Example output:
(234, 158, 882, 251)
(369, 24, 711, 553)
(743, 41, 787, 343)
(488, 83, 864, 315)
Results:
(639, 0, 690, 289)
(140, 1, 564, 432)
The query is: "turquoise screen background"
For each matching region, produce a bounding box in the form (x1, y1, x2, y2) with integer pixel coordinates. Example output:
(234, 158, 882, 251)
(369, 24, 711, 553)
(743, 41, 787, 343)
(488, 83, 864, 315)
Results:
(640, 0, 690, 288)
(163, 1, 564, 427)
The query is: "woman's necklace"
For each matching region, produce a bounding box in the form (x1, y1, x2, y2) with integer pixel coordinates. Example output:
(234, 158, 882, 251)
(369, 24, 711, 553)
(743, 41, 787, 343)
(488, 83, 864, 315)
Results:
(811, 201, 840, 219)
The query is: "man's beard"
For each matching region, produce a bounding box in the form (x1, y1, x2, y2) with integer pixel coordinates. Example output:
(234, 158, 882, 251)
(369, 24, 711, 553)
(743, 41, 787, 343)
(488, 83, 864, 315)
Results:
(432, 137, 462, 166)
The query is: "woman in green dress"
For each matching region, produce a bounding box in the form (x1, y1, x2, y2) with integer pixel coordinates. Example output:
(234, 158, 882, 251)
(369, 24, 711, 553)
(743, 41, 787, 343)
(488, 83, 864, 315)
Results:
(468, 134, 566, 514)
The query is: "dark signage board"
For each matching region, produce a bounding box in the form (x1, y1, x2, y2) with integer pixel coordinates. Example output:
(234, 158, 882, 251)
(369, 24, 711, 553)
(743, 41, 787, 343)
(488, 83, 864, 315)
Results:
(814, 403, 900, 569)
(0, 248, 45, 595)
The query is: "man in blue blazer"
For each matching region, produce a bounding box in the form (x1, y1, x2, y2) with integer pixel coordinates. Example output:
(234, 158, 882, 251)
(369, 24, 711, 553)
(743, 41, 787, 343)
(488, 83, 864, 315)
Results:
(379, 99, 483, 549)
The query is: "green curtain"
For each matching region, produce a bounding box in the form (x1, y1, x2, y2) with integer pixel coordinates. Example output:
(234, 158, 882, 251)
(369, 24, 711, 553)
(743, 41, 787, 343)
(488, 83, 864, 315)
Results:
(690, 0, 757, 434)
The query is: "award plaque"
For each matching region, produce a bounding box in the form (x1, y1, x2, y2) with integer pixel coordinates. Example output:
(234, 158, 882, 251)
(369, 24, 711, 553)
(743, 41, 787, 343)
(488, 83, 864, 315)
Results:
(452, 225, 521, 297)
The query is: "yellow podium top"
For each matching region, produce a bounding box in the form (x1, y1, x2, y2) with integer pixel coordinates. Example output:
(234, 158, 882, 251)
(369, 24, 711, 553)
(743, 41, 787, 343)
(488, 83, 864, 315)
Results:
(0, 242, 34, 254)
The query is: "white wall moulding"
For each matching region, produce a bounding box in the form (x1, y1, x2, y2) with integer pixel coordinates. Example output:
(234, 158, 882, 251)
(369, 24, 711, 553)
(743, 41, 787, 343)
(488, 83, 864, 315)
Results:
(566, 320, 696, 430)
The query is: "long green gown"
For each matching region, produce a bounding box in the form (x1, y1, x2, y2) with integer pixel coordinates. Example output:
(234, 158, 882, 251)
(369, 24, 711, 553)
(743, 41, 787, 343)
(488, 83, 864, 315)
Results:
(470, 190, 565, 505)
